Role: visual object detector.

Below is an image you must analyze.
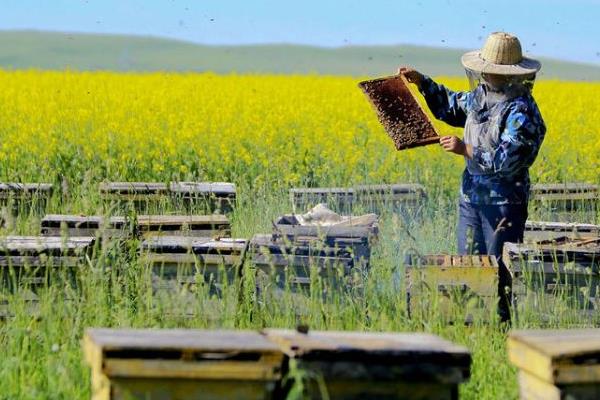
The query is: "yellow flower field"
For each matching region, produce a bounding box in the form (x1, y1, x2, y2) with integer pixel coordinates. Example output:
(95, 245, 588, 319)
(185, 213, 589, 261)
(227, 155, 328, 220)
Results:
(0, 70, 598, 190)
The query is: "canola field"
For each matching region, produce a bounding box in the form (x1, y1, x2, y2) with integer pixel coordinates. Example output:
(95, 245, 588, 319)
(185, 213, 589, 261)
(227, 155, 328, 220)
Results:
(0, 70, 598, 191)
(0, 70, 599, 399)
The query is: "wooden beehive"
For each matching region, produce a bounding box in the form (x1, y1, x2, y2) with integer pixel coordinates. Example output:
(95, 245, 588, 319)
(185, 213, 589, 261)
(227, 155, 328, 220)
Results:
(0, 183, 53, 214)
(83, 328, 284, 400)
(508, 329, 600, 400)
(273, 214, 378, 268)
(524, 221, 600, 243)
(263, 328, 471, 400)
(100, 182, 169, 212)
(503, 240, 600, 309)
(289, 187, 355, 214)
(405, 255, 499, 321)
(290, 184, 427, 214)
(249, 234, 355, 290)
(40, 214, 129, 239)
(139, 236, 248, 290)
(355, 183, 427, 213)
(0, 236, 95, 290)
(169, 182, 236, 213)
(136, 215, 231, 238)
(530, 183, 599, 222)
(100, 182, 236, 213)
(359, 75, 440, 150)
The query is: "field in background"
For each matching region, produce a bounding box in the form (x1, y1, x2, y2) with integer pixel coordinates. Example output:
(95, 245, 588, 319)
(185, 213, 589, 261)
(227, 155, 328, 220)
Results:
(0, 71, 599, 399)
(1, 30, 600, 80)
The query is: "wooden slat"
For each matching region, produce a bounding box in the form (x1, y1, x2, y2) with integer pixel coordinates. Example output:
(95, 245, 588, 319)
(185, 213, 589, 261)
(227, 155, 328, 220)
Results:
(99, 182, 168, 194)
(0, 183, 53, 194)
(0, 236, 95, 255)
(169, 182, 236, 197)
(0, 255, 84, 267)
(140, 236, 247, 255)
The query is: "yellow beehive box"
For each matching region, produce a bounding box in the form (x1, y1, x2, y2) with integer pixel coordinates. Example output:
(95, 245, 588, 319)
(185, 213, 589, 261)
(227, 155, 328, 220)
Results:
(83, 328, 284, 400)
(508, 329, 600, 400)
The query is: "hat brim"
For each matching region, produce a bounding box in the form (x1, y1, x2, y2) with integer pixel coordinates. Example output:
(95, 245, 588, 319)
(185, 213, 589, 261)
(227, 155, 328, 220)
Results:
(461, 50, 541, 75)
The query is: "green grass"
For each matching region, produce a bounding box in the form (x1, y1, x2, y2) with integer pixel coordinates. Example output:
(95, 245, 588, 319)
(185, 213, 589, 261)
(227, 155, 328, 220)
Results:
(1, 185, 599, 399)
(0, 30, 599, 80)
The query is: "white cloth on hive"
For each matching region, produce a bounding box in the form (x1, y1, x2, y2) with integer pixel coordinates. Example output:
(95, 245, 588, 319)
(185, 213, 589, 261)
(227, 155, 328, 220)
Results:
(296, 203, 377, 227)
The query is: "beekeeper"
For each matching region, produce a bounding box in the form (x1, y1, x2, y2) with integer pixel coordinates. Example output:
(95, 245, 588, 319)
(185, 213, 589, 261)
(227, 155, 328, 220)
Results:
(400, 32, 546, 322)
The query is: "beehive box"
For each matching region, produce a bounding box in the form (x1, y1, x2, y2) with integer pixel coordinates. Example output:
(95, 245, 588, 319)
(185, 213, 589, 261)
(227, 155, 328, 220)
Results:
(289, 187, 355, 214)
(0, 236, 95, 291)
(169, 182, 236, 213)
(508, 329, 600, 400)
(136, 215, 231, 238)
(525, 221, 600, 243)
(359, 75, 440, 150)
(530, 183, 598, 222)
(503, 240, 600, 309)
(0, 183, 53, 215)
(355, 183, 427, 213)
(100, 182, 236, 213)
(273, 214, 378, 268)
(263, 329, 471, 400)
(405, 255, 499, 321)
(139, 236, 247, 290)
(290, 184, 427, 214)
(249, 234, 355, 290)
(83, 328, 284, 400)
(40, 215, 129, 239)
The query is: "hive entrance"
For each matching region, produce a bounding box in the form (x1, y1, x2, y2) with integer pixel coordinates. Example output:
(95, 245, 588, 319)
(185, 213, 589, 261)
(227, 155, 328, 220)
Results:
(359, 75, 440, 150)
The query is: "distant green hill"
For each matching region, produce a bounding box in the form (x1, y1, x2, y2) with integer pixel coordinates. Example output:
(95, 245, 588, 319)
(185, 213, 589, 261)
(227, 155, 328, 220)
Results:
(1, 30, 599, 80)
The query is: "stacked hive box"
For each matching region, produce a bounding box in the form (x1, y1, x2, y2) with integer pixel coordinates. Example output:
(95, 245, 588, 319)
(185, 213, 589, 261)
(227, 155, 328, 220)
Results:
(249, 233, 355, 291)
(100, 182, 236, 213)
(83, 329, 284, 400)
(139, 236, 247, 291)
(273, 213, 378, 268)
(503, 240, 600, 310)
(264, 329, 471, 400)
(0, 183, 53, 215)
(290, 183, 426, 215)
(529, 183, 598, 222)
(404, 254, 499, 321)
(41, 214, 231, 239)
(41, 215, 129, 239)
(136, 215, 231, 238)
(509, 329, 600, 399)
(289, 187, 355, 214)
(524, 221, 600, 243)
(0, 236, 95, 291)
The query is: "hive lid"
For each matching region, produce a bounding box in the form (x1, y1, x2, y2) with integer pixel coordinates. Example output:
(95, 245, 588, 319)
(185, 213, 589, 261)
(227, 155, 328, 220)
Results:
(0, 236, 95, 255)
(509, 329, 600, 384)
(359, 75, 439, 151)
(263, 329, 470, 364)
(85, 328, 280, 353)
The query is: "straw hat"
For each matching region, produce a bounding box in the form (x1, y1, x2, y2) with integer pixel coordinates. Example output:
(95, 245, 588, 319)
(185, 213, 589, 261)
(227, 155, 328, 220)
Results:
(461, 32, 541, 75)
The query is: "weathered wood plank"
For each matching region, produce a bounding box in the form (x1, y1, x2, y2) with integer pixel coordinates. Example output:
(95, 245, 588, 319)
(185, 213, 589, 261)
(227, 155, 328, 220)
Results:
(0, 236, 95, 255)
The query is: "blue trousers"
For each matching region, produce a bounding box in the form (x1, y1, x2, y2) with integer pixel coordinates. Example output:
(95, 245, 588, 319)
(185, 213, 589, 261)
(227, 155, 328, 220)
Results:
(457, 199, 528, 321)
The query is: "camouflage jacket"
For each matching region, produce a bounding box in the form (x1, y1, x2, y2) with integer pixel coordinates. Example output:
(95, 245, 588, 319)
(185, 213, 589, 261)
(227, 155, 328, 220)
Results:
(419, 76, 546, 205)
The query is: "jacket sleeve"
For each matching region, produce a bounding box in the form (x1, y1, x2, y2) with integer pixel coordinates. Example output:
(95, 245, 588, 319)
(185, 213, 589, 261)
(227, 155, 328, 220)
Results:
(418, 76, 470, 128)
(471, 102, 546, 176)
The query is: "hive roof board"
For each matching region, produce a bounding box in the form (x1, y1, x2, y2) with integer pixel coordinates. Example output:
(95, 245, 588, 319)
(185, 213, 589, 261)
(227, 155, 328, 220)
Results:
(359, 75, 439, 151)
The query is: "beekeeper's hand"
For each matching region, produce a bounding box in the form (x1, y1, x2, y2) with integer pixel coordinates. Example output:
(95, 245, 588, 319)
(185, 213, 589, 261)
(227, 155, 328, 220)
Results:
(440, 136, 473, 158)
(397, 66, 424, 88)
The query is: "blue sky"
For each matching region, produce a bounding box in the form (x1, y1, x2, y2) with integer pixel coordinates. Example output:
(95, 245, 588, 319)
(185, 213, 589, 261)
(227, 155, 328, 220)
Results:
(2, 0, 599, 64)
